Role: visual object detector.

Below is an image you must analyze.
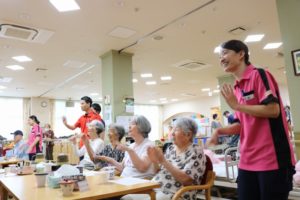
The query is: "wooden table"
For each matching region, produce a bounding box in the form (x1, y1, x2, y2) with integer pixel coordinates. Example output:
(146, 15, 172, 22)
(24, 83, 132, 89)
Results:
(0, 158, 21, 168)
(0, 174, 160, 200)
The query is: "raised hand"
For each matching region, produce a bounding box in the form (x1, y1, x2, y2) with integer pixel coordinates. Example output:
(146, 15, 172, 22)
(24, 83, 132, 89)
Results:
(221, 83, 239, 110)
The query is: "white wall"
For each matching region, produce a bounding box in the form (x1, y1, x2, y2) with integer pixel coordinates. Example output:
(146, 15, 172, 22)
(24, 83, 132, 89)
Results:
(162, 95, 220, 121)
(279, 84, 290, 106)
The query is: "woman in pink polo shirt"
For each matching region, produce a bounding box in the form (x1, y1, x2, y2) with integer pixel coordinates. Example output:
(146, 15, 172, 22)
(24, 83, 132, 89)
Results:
(209, 40, 295, 200)
(27, 115, 43, 161)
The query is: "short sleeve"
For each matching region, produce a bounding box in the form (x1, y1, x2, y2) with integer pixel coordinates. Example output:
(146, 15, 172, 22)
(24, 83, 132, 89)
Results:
(254, 70, 279, 105)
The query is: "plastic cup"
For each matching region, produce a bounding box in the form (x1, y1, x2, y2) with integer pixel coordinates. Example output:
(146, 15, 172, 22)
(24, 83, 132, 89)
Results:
(35, 173, 48, 187)
(102, 166, 115, 180)
(60, 180, 75, 196)
(98, 171, 109, 184)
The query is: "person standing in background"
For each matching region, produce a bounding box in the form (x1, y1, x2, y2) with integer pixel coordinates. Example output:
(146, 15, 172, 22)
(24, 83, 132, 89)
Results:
(91, 103, 105, 139)
(27, 115, 42, 161)
(223, 110, 235, 125)
(43, 123, 55, 160)
(209, 39, 295, 200)
(62, 96, 101, 148)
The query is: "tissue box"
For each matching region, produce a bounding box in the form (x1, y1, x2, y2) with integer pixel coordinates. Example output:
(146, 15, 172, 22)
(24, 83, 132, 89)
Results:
(47, 175, 61, 188)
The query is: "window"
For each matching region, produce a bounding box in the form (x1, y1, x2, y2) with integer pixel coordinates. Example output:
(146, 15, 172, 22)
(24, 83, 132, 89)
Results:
(53, 100, 84, 137)
(0, 97, 23, 140)
(134, 104, 162, 141)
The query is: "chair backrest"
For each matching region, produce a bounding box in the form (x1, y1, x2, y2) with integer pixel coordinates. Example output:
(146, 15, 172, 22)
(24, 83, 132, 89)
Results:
(201, 154, 213, 185)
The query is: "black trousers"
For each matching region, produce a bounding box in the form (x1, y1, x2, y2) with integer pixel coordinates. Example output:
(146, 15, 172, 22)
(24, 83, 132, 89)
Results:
(238, 167, 295, 200)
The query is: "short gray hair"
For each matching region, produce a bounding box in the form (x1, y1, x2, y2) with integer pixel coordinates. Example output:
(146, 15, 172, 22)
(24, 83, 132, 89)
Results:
(131, 115, 151, 138)
(174, 117, 198, 138)
(109, 123, 125, 141)
(88, 120, 105, 135)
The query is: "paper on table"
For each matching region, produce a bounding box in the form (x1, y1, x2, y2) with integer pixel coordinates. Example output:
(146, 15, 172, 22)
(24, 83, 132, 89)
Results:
(109, 177, 151, 186)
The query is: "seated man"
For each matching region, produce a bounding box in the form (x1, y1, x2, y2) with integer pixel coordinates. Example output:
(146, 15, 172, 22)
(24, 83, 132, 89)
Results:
(8, 130, 28, 160)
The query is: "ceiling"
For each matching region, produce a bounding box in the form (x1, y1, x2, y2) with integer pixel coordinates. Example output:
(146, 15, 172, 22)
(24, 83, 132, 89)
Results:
(0, 0, 287, 104)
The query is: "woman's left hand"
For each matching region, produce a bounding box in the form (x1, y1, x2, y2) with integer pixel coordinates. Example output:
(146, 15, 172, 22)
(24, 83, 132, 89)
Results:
(147, 146, 165, 164)
(221, 83, 239, 110)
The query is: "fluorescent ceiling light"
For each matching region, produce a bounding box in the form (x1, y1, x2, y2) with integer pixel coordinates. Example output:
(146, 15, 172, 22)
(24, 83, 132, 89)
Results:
(171, 99, 178, 102)
(132, 78, 138, 83)
(214, 46, 221, 54)
(49, 0, 80, 12)
(6, 65, 24, 71)
(160, 76, 172, 81)
(146, 81, 156, 85)
(160, 98, 167, 101)
(263, 42, 282, 49)
(217, 85, 220, 89)
(213, 89, 220, 93)
(12, 55, 32, 62)
(141, 73, 152, 78)
(98, 97, 103, 100)
(90, 93, 99, 96)
(0, 85, 7, 89)
(244, 34, 265, 42)
(201, 88, 210, 92)
(0, 77, 12, 83)
(208, 92, 213, 96)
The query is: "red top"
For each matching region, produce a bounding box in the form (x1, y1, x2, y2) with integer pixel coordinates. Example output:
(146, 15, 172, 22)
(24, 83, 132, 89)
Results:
(74, 110, 101, 147)
(234, 65, 295, 171)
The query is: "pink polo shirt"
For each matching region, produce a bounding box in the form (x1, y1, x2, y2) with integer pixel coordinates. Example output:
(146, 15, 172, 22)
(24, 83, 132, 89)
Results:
(234, 65, 295, 171)
(28, 124, 42, 154)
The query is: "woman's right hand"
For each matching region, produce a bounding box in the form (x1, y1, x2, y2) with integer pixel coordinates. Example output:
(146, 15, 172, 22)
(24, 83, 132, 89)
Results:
(95, 156, 110, 162)
(207, 129, 219, 146)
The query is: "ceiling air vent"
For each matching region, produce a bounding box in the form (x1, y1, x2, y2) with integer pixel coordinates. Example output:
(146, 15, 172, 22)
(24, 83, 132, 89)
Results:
(228, 26, 246, 35)
(0, 22, 54, 44)
(173, 59, 210, 71)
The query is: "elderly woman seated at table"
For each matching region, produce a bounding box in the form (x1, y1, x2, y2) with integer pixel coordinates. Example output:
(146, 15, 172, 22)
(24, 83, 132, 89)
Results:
(94, 123, 125, 168)
(102, 115, 156, 179)
(122, 117, 206, 200)
(70, 119, 105, 167)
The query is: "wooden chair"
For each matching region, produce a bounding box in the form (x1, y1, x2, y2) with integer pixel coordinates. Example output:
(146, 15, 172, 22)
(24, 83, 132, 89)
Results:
(172, 155, 215, 200)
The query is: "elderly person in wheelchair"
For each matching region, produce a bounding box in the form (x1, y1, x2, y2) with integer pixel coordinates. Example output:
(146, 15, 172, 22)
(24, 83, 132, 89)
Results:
(122, 117, 206, 200)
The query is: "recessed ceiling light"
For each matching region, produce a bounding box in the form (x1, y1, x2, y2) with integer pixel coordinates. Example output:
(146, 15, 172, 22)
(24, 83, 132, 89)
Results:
(201, 88, 210, 92)
(98, 97, 103, 100)
(132, 78, 138, 83)
(208, 92, 213, 96)
(12, 55, 32, 62)
(0, 77, 12, 83)
(141, 73, 152, 78)
(244, 34, 265, 42)
(6, 65, 24, 71)
(90, 93, 99, 96)
(214, 46, 221, 54)
(160, 98, 167, 101)
(160, 76, 172, 81)
(146, 81, 156, 85)
(49, 0, 80, 12)
(263, 42, 282, 49)
(213, 89, 220, 93)
(171, 99, 178, 102)
(181, 93, 196, 97)
(0, 85, 7, 89)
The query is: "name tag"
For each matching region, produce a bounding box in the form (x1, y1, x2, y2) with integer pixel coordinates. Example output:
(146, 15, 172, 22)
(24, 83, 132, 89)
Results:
(243, 94, 254, 101)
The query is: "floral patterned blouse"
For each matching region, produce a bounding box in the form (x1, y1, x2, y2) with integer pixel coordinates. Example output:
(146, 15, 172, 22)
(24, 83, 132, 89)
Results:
(96, 144, 125, 168)
(152, 144, 206, 200)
